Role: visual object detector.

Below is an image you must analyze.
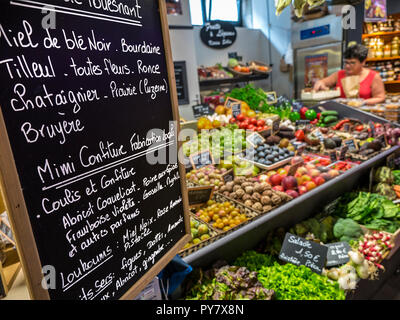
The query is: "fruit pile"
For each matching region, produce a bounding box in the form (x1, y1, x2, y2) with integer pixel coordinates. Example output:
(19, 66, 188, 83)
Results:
(186, 166, 228, 191)
(219, 177, 292, 212)
(195, 200, 249, 232)
(258, 157, 341, 199)
(184, 218, 213, 249)
(230, 114, 269, 132)
(242, 143, 294, 167)
(330, 161, 355, 172)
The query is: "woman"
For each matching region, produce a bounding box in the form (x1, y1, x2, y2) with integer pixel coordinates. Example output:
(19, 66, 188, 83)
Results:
(314, 44, 386, 105)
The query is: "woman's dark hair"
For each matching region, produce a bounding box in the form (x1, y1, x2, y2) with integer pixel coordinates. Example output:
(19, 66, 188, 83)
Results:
(344, 44, 369, 63)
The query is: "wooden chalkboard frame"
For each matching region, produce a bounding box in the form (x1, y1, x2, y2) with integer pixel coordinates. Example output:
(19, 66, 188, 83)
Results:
(174, 61, 190, 105)
(0, 0, 191, 300)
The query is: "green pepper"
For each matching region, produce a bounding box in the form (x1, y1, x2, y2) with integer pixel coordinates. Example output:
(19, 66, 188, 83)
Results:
(289, 111, 301, 122)
(305, 109, 317, 121)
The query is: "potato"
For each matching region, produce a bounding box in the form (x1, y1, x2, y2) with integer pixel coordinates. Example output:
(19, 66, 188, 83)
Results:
(234, 176, 246, 185)
(242, 194, 252, 201)
(235, 188, 246, 199)
(263, 205, 272, 212)
(260, 182, 271, 191)
(261, 196, 271, 205)
(225, 181, 234, 192)
(223, 191, 230, 197)
(241, 182, 253, 188)
(233, 185, 242, 192)
(262, 190, 273, 197)
(252, 202, 263, 212)
(220, 186, 227, 193)
(271, 195, 281, 205)
(254, 183, 264, 194)
(229, 192, 238, 199)
(245, 186, 254, 195)
(252, 192, 261, 202)
(244, 200, 254, 207)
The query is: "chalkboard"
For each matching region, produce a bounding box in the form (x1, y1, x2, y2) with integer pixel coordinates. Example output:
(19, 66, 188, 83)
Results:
(272, 119, 280, 135)
(337, 146, 349, 161)
(296, 120, 311, 126)
(246, 132, 265, 148)
(173, 61, 189, 105)
(188, 186, 214, 208)
(329, 150, 338, 163)
(265, 91, 277, 104)
(279, 233, 328, 274)
(343, 139, 358, 151)
(189, 150, 215, 170)
(225, 97, 241, 110)
(325, 242, 351, 267)
(192, 104, 212, 119)
(200, 21, 237, 49)
(222, 170, 234, 184)
(0, 0, 190, 300)
(231, 102, 242, 118)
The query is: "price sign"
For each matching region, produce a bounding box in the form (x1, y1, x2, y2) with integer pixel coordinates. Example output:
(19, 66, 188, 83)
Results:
(329, 150, 338, 163)
(222, 170, 234, 184)
(279, 233, 328, 274)
(314, 130, 325, 144)
(369, 121, 376, 137)
(272, 119, 281, 136)
(265, 91, 277, 104)
(192, 104, 212, 119)
(343, 139, 358, 151)
(296, 120, 311, 126)
(189, 150, 215, 170)
(224, 97, 241, 110)
(376, 134, 388, 148)
(337, 146, 349, 161)
(325, 242, 351, 267)
(188, 186, 214, 208)
(231, 102, 242, 118)
(246, 132, 265, 148)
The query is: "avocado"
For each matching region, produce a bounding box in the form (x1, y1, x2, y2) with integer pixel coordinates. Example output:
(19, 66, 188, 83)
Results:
(324, 138, 337, 150)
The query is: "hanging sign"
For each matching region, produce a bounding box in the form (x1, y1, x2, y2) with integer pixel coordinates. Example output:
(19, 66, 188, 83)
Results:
(200, 20, 237, 49)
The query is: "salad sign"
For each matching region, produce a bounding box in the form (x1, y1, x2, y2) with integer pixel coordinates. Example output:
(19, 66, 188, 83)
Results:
(272, 119, 281, 136)
(224, 97, 241, 110)
(329, 150, 338, 163)
(246, 132, 265, 148)
(279, 233, 328, 274)
(325, 242, 351, 267)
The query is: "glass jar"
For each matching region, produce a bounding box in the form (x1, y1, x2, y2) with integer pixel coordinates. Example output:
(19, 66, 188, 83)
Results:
(392, 43, 399, 57)
(384, 44, 392, 58)
(375, 46, 384, 58)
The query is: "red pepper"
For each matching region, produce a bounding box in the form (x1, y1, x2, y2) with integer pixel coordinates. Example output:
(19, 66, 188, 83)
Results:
(355, 125, 364, 132)
(295, 129, 305, 141)
(300, 107, 308, 120)
(317, 113, 321, 120)
(333, 119, 350, 130)
(311, 119, 318, 125)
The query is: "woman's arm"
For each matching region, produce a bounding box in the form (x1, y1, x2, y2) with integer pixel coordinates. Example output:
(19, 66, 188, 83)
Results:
(364, 73, 386, 105)
(313, 72, 339, 91)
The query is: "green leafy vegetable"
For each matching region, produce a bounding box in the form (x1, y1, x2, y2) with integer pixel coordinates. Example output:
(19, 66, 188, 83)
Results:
(233, 251, 276, 271)
(257, 263, 345, 300)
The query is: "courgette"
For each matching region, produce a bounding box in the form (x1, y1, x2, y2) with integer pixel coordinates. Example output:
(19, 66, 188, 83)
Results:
(321, 111, 339, 117)
(323, 116, 338, 124)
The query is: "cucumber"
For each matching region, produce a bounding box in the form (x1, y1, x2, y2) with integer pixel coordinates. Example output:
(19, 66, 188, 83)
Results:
(321, 111, 339, 117)
(323, 116, 338, 124)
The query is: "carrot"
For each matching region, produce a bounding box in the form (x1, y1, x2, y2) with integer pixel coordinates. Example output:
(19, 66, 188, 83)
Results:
(394, 185, 400, 192)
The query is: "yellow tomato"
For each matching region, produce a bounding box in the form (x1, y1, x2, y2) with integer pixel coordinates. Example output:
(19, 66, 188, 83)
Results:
(246, 110, 257, 118)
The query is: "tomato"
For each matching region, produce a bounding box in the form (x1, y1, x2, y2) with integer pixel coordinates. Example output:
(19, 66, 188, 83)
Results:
(236, 114, 245, 122)
(239, 123, 248, 130)
(256, 119, 266, 127)
(355, 125, 364, 132)
(300, 107, 309, 120)
(256, 127, 264, 132)
(250, 118, 258, 125)
(262, 126, 269, 131)
(247, 124, 256, 131)
(295, 130, 305, 141)
(229, 117, 236, 124)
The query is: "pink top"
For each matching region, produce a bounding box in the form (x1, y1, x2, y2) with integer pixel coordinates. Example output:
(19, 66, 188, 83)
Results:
(337, 69, 377, 99)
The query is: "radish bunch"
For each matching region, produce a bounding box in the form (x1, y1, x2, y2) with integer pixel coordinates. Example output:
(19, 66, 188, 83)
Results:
(357, 231, 393, 270)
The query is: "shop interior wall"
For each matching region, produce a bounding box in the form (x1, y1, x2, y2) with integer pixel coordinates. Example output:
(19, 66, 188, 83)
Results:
(245, 0, 294, 99)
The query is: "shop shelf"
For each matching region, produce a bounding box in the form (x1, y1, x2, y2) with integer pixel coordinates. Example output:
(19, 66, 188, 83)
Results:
(366, 56, 400, 62)
(362, 31, 400, 39)
(199, 72, 270, 89)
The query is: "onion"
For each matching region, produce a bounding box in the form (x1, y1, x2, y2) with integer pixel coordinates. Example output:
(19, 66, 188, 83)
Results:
(348, 251, 364, 266)
(327, 268, 340, 281)
(338, 274, 357, 291)
(356, 260, 370, 280)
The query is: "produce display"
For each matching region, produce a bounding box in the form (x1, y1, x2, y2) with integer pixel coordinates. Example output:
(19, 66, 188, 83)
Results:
(218, 177, 292, 213)
(194, 200, 249, 232)
(183, 218, 213, 250)
(179, 84, 400, 300)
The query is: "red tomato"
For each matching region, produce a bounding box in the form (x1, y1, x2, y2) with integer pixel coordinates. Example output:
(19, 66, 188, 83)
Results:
(239, 123, 248, 130)
(250, 118, 258, 125)
(257, 119, 266, 127)
(247, 124, 256, 131)
(256, 127, 264, 132)
(262, 126, 269, 131)
(229, 117, 236, 124)
(236, 114, 245, 122)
